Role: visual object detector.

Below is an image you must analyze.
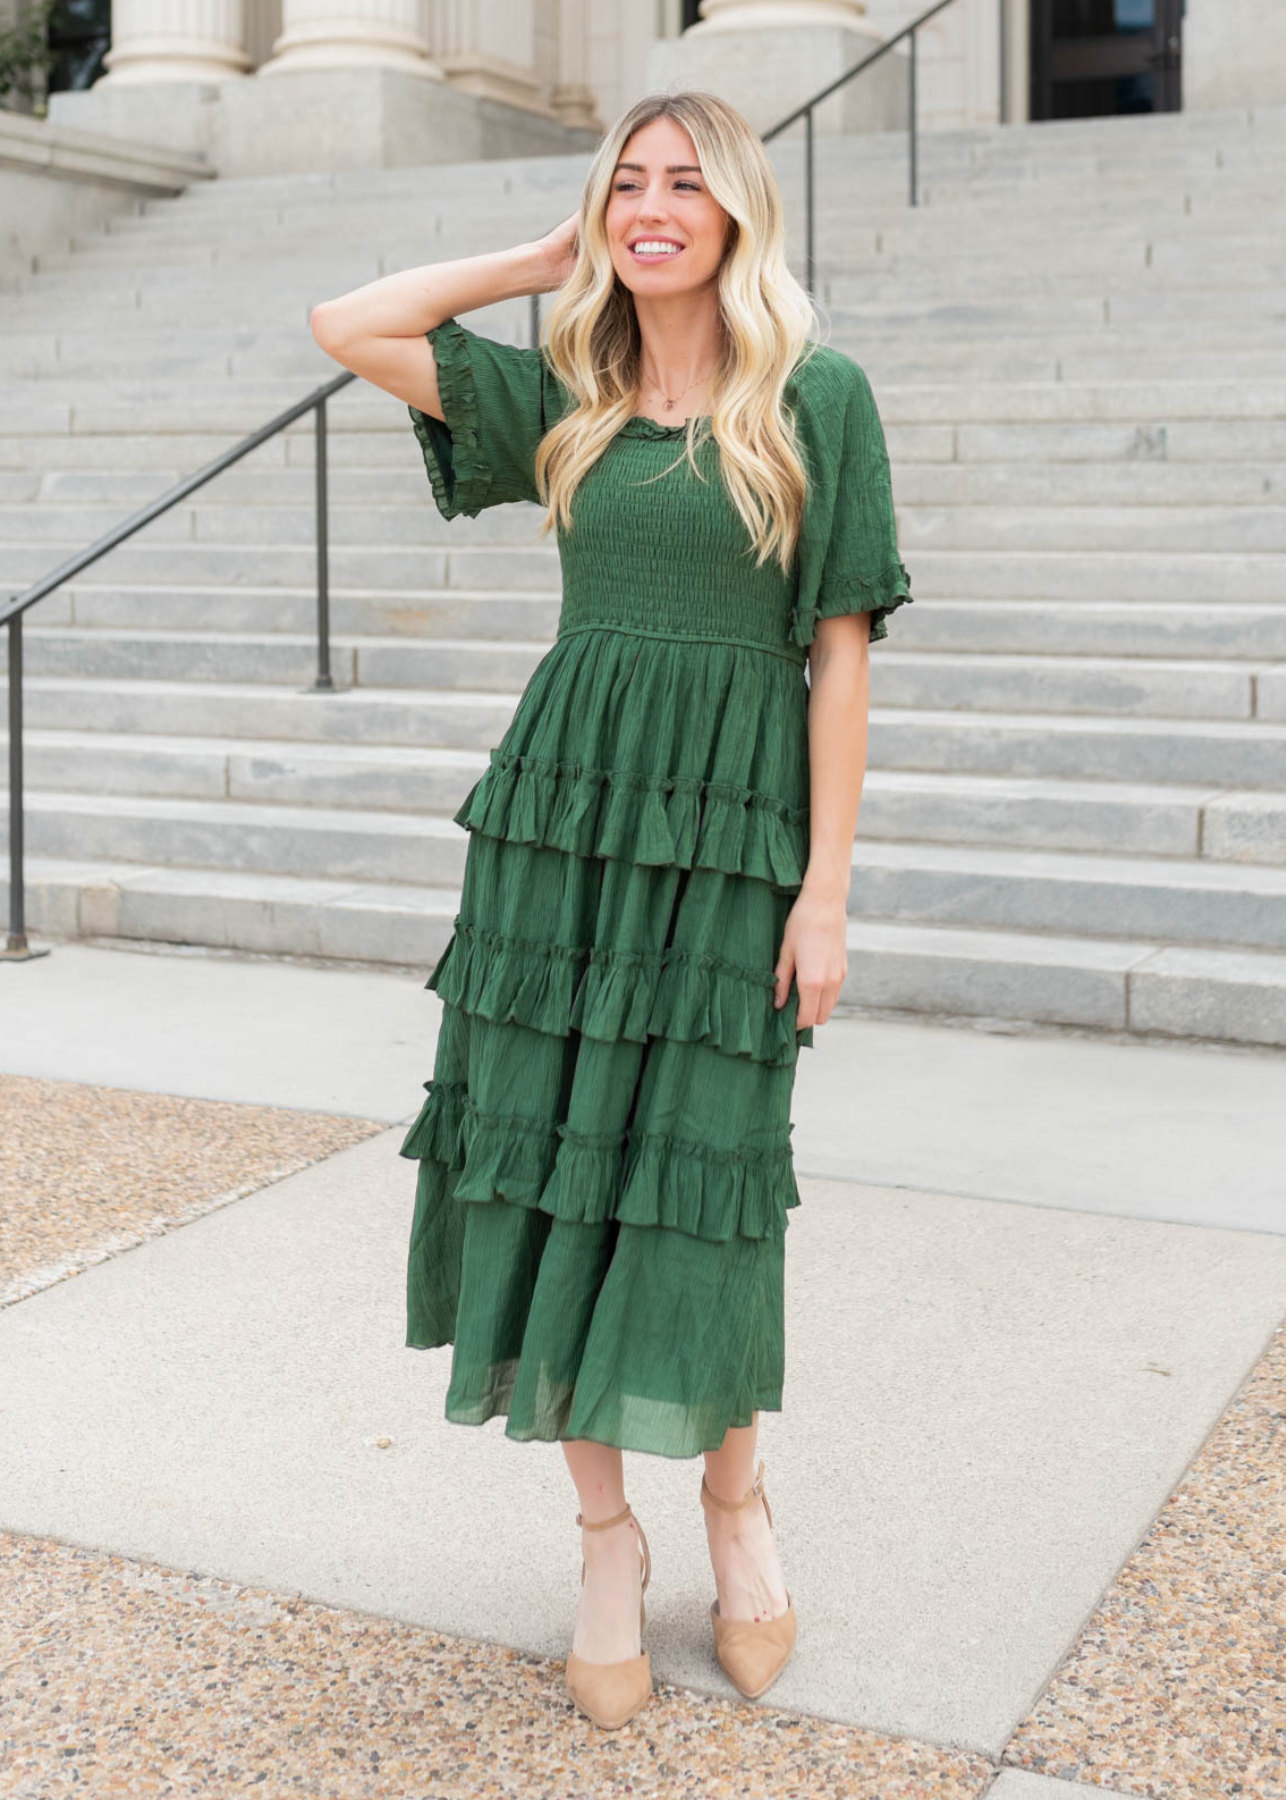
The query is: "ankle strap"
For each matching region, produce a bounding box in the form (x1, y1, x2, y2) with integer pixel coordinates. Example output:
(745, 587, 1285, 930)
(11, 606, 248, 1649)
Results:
(701, 1458, 767, 1513)
(577, 1502, 633, 1531)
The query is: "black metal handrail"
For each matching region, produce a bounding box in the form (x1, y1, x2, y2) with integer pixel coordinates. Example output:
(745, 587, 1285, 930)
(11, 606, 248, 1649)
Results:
(758, 0, 1002, 293)
(5, 0, 1004, 959)
(3, 367, 354, 956)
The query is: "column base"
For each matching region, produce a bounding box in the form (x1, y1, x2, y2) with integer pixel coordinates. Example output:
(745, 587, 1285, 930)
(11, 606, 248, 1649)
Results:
(643, 23, 909, 138)
(1183, 0, 1286, 109)
(219, 67, 596, 174)
(47, 67, 598, 174)
(47, 83, 222, 161)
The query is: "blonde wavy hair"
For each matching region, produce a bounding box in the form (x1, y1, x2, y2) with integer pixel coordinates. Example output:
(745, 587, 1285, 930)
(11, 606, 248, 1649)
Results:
(532, 89, 823, 575)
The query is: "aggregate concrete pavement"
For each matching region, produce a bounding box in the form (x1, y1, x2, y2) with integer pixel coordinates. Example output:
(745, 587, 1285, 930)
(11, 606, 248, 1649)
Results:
(1, 1094, 1284, 1756)
(3, 937, 1284, 1775)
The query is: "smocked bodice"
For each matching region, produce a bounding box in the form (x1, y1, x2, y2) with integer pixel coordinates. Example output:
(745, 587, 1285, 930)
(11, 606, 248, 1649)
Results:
(555, 423, 807, 669)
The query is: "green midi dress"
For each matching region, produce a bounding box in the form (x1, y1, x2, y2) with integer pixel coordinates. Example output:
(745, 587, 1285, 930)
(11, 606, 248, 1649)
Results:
(399, 315, 912, 1460)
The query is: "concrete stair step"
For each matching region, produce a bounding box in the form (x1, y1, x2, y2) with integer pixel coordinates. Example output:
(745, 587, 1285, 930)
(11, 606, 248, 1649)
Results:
(899, 503, 1286, 553)
(19, 679, 1286, 785)
(845, 264, 1286, 304)
(973, 352, 1286, 384)
(872, 706, 1286, 788)
(896, 548, 1285, 603)
(17, 374, 1286, 429)
(8, 785, 1286, 934)
(5, 731, 487, 809)
(854, 650, 1264, 720)
(7, 540, 1282, 612)
(8, 458, 1286, 512)
(8, 482, 1286, 551)
(0, 499, 552, 548)
(9, 259, 1286, 324)
(891, 599, 1286, 661)
(848, 839, 1286, 954)
(8, 414, 1286, 470)
(20, 588, 1286, 659)
(0, 540, 559, 591)
(40, 240, 1286, 293)
(21, 675, 520, 750)
(5, 855, 459, 968)
(90, 172, 1280, 229)
(14, 339, 1286, 394)
(44, 583, 563, 640)
(15, 344, 1286, 390)
(840, 919, 1286, 1047)
(10, 313, 1282, 357)
(0, 627, 552, 691)
(7, 790, 467, 887)
(853, 771, 1286, 864)
(12, 736, 1286, 864)
(2, 628, 1274, 720)
(944, 420, 1286, 460)
(7, 855, 1286, 1048)
(894, 464, 1286, 504)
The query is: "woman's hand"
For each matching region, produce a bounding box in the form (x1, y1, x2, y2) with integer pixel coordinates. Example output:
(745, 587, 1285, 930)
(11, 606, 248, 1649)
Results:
(534, 207, 582, 292)
(774, 886, 849, 1030)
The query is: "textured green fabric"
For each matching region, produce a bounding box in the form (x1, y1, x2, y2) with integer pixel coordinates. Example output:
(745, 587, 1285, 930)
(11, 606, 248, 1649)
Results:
(401, 316, 912, 1459)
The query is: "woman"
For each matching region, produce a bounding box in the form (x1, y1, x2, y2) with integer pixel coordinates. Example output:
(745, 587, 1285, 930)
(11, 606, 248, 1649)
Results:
(311, 88, 912, 1731)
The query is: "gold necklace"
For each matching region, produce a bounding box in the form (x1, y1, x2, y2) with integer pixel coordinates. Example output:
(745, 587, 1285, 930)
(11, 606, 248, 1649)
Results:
(641, 362, 715, 414)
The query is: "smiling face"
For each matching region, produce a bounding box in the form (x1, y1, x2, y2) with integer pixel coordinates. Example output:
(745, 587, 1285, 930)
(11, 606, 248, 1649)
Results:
(605, 114, 732, 296)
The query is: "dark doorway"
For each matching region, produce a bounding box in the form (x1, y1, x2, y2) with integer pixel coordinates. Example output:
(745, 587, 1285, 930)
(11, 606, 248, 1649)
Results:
(1030, 0, 1183, 120)
(45, 0, 111, 94)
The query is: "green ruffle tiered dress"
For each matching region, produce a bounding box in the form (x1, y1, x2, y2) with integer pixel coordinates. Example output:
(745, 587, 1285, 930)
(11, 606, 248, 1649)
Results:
(400, 315, 912, 1460)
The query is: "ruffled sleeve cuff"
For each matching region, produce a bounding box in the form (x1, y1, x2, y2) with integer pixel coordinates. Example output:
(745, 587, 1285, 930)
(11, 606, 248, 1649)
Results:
(788, 555, 914, 650)
(407, 317, 491, 520)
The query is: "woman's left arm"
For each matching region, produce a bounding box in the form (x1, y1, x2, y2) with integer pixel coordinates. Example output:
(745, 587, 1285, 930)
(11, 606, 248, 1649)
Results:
(773, 610, 870, 1028)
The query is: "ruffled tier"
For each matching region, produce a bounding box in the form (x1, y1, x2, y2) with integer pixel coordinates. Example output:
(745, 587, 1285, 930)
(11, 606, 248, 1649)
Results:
(427, 914, 808, 1067)
(454, 751, 809, 891)
(400, 1076, 799, 1244)
(405, 1161, 786, 1457)
(788, 554, 914, 650)
(458, 625, 812, 892)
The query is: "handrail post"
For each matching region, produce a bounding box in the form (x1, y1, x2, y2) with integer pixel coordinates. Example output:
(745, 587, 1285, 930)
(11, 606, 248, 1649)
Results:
(4, 614, 47, 959)
(999, 0, 1008, 125)
(312, 394, 334, 692)
(7, 615, 23, 950)
(804, 105, 816, 297)
(909, 26, 919, 207)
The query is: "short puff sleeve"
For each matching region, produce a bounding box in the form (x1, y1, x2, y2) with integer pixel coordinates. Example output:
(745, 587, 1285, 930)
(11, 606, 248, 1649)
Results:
(788, 347, 913, 650)
(408, 316, 568, 518)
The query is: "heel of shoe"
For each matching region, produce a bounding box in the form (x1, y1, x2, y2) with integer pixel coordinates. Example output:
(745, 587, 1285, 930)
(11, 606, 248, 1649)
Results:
(565, 1503, 654, 1730)
(701, 1459, 797, 1701)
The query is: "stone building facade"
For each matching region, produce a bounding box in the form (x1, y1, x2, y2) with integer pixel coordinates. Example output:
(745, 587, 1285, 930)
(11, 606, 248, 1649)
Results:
(0, 2, 1279, 182)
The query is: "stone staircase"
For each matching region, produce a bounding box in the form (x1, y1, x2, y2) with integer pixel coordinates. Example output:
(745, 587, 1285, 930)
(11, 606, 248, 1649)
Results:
(3, 103, 1286, 1046)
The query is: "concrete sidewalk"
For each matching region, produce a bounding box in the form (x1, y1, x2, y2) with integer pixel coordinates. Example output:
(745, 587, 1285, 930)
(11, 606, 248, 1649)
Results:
(2, 938, 1284, 1797)
(6, 937, 1284, 1230)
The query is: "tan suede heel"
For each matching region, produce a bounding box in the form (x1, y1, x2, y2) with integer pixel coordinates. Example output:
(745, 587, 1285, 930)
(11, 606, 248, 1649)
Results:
(701, 1458, 797, 1701)
(564, 1502, 653, 1730)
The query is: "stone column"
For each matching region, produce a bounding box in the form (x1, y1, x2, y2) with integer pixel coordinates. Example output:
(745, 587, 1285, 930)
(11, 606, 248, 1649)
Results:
(429, 0, 544, 114)
(1183, 0, 1286, 109)
(98, 0, 251, 83)
(550, 0, 599, 131)
(259, 0, 439, 77)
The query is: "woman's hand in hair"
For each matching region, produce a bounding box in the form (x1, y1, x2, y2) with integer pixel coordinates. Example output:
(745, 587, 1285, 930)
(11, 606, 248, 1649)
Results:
(535, 208, 582, 292)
